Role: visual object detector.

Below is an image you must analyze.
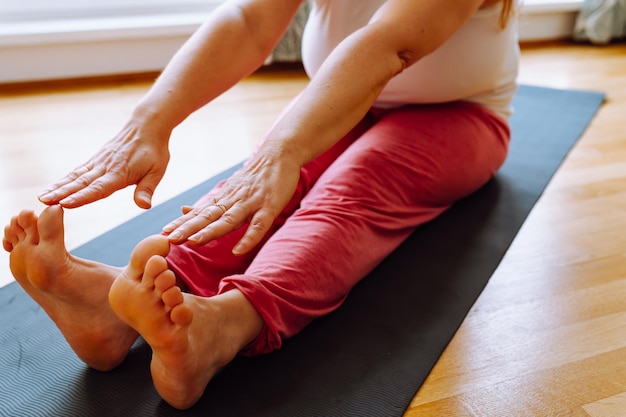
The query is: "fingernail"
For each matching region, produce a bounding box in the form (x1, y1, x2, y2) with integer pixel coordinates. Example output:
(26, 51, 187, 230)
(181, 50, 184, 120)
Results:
(162, 223, 174, 232)
(168, 231, 182, 240)
(188, 233, 201, 243)
(232, 244, 245, 255)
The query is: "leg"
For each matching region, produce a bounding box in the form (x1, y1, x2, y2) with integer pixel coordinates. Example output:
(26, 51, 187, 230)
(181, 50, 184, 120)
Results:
(107, 112, 374, 409)
(219, 102, 510, 354)
(109, 237, 264, 410)
(166, 112, 374, 296)
(2, 205, 138, 371)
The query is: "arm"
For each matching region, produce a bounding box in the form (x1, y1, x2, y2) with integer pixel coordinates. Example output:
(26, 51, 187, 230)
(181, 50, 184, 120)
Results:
(38, 0, 304, 209)
(132, 0, 306, 133)
(264, 0, 489, 167)
(164, 0, 490, 254)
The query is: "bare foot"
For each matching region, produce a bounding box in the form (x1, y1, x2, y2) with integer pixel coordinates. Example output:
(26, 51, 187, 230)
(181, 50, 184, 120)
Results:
(109, 235, 264, 410)
(2, 205, 139, 371)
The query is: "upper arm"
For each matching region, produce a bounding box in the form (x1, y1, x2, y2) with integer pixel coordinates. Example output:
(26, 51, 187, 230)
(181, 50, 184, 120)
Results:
(367, 0, 487, 68)
(229, 0, 306, 57)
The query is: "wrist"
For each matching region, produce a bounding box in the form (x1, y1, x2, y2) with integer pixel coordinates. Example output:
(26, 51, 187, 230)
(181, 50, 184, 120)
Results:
(111, 115, 171, 154)
(131, 90, 188, 134)
(130, 103, 169, 128)
(259, 135, 312, 170)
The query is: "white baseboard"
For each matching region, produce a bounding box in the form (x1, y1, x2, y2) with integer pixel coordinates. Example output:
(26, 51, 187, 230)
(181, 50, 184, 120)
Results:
(0, 12, 210, 84)
(519, 0, 582, 42)
(0, 2, 583, 84)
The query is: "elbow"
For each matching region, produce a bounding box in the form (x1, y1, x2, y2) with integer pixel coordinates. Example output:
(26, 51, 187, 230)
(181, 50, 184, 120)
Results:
(396, 49, 420, 74)
(360, 24, 426, 76)
(230, 1, 304, 60)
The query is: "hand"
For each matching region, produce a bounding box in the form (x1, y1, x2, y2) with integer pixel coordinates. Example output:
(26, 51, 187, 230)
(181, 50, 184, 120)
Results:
(162, 149, 301, 255)
(38, 121, 171, 209)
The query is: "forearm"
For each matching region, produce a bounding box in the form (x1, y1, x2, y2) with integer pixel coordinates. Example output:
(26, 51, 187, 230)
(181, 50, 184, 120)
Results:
(260, 25, 408, 167)
(156, 0, 496, 253)
(130, 1, 300, 135)
(259, 0, 486, 167)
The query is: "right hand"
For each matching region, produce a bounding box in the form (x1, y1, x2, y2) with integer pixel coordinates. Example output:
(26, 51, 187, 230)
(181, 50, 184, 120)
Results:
(38, 121, 171, 209)
(162, 143, 302, 255)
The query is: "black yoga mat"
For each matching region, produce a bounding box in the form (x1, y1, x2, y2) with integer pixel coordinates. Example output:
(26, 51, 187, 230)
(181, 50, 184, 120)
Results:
(0, 85, 605, 417)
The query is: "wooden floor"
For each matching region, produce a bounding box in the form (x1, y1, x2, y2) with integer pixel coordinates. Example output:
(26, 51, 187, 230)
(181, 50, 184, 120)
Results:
(1, 41, 625, 416)
(407, 43, 626, 416)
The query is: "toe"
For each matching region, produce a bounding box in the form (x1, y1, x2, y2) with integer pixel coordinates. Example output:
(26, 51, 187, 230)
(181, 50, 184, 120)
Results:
(37, 205, 65, 242)
(16, 210, 39, 245)
(127, 235, 170, 279)
(170, 302, 193, 326)
(142, 256, 169, 288)
(3, 221, 20, 252)
(161, 285, 184, 309)
(2, 235, 13, 252)
(8, 216, 26, 242)
(154, 269, 177, 294)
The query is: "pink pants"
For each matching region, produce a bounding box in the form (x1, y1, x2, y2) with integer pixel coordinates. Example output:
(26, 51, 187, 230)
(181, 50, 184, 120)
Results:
(166, 101, 510, 355)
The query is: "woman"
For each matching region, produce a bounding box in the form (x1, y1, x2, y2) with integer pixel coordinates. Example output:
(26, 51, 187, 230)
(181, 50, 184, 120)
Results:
(4, 0, 518, 410)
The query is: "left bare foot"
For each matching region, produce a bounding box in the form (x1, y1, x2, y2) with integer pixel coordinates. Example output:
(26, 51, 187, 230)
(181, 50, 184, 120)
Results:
(2, 205, 138, 371)
(109, 235, 264, 409)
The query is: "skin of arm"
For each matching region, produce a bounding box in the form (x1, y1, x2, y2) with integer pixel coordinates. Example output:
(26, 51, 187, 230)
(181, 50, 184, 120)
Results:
(38, 0, 305, 209)
(165, 0, 491, 254)
(262, 0, 490, 167)
(131, 0, 307, 134)
(39, 0, 492, 255)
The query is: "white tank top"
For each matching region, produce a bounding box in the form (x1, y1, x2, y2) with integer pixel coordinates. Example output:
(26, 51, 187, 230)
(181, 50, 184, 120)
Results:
(301, 0, 520, 120)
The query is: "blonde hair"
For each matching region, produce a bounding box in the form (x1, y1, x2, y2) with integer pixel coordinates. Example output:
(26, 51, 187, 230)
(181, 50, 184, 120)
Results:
(499, 0, 516, 28)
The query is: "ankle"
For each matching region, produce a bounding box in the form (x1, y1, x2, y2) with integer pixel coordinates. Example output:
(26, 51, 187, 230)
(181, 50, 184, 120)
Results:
(214, 289, 264, 353)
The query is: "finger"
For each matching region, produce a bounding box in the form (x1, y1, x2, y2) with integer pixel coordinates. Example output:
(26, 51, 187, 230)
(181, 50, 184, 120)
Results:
(164, 201, 226, 234)
(162, 210, 198, 234)
(186, 210, 242, 245)
(232, 208, 275, 255)
(39, 167, 104, 206)
(166, 206, 227, 243)
(184, 198, 255, 245)
(57, 173, 127, 208)
(39, 165, 90, 192)
(38, 166, 93, 204)
(133, 170, 164, 209)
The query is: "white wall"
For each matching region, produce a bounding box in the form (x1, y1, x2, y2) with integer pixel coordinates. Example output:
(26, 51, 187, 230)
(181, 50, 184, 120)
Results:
(1, 0, 214, 19)
(520, 0, 583, 41)
(0, 0, 223, 83)
(0, 0, 583, 84)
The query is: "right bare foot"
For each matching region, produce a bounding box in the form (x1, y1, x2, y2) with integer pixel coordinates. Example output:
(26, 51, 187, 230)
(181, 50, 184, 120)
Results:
(2, 205, 138, 371)
(109, 235, 264, 410)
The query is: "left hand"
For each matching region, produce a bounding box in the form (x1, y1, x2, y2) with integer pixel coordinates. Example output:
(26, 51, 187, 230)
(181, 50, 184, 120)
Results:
(162, 149, 301, 255)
